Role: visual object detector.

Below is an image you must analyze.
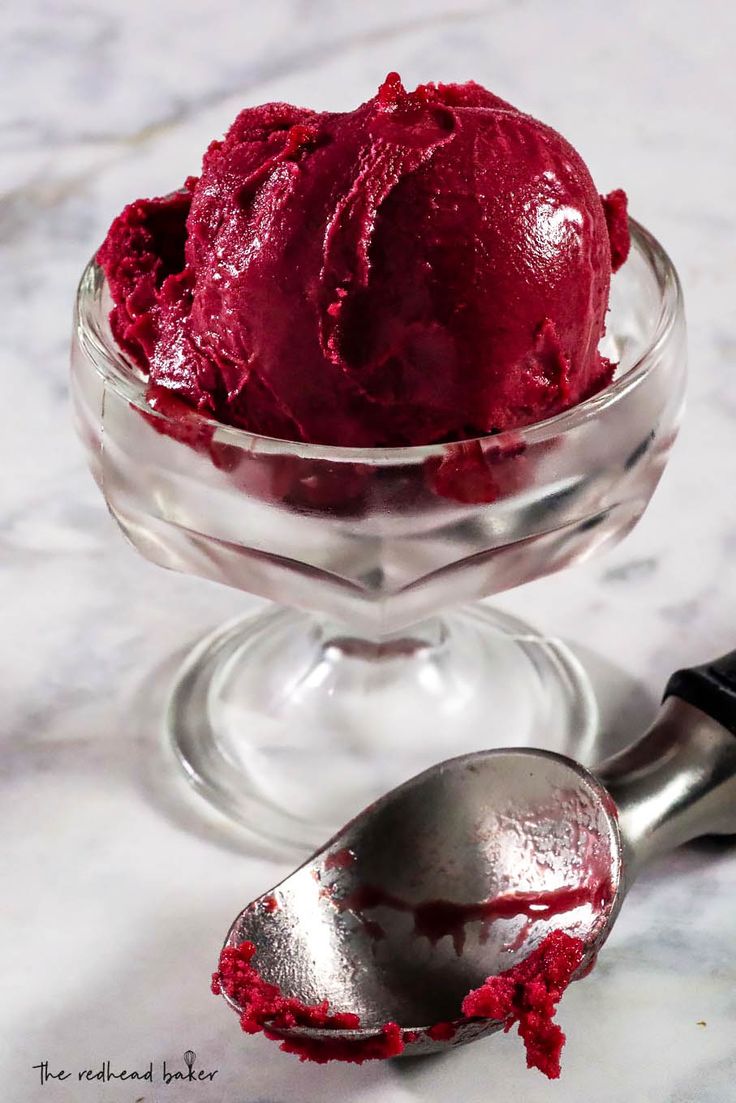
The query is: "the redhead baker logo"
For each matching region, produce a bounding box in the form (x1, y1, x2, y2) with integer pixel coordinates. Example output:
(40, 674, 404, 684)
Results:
(162, 1049, 218, 1084)
(32, 1049, 218, 1085)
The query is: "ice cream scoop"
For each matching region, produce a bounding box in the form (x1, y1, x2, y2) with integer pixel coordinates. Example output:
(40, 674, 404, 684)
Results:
(215, 649, 736, 1070)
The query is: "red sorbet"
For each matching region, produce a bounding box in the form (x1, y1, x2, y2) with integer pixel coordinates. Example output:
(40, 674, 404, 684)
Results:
(214, 931, 588, 1074)
(99, 74, 629, 448)
(462, 929, 585, 1079)
(212, 940, 403, 1064)
(335, 878, 610, 955)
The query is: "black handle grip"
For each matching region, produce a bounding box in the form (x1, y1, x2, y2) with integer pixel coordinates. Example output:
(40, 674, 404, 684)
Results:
(665, 650, 736, 737)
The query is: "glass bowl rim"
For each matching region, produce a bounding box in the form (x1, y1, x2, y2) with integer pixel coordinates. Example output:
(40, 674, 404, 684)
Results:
(74, 217, 683, 464)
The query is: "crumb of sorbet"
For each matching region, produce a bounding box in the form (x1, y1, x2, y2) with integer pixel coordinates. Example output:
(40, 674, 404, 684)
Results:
(276, 1022, 404, 1065)
(461, 930, 585, 1079)
(425, 1021, 457, 1041)
(212, 940, 404, 1064)
(602, 189, 631, 272)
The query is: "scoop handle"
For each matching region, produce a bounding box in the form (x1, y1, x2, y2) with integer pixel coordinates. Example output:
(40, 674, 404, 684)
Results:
(598, 653, 736, 882)
(664, 649, 736, 737)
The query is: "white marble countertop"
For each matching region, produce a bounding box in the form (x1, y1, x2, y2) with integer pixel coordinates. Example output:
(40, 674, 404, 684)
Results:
(3, 2, 736, 1100)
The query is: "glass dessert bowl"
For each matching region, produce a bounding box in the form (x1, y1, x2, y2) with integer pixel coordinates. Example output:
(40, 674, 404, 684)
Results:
(71, 220, 685, 849)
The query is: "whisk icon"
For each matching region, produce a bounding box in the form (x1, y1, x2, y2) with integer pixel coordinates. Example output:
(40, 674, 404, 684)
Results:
(184, 1050, 196, 1077)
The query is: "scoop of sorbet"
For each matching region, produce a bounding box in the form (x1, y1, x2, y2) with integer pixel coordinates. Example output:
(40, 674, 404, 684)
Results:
(98, 74, 629, 447)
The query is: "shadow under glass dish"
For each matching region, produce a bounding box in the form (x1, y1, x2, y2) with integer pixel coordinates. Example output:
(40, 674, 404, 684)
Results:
(71, 220, 686, 849)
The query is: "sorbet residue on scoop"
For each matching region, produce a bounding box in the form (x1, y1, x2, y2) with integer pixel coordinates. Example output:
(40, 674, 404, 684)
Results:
(462, 929, 585, 1079)
(214, 930, 586, 1074)
(212, 940, 403, 1064)
(334, 877, 610, 955)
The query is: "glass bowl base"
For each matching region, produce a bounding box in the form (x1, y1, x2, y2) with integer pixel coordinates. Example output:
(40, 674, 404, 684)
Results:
(168, 604, 597, 851)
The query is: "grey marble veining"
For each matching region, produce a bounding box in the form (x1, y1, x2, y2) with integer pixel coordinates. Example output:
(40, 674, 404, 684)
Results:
(2, 2, 736, 1100)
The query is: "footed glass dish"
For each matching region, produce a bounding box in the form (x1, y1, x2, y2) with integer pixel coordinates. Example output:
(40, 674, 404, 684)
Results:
(71, 220, 685, 848)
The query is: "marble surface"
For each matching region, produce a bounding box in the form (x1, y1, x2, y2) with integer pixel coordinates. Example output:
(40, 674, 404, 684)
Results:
(3, 2, 736, 1100)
